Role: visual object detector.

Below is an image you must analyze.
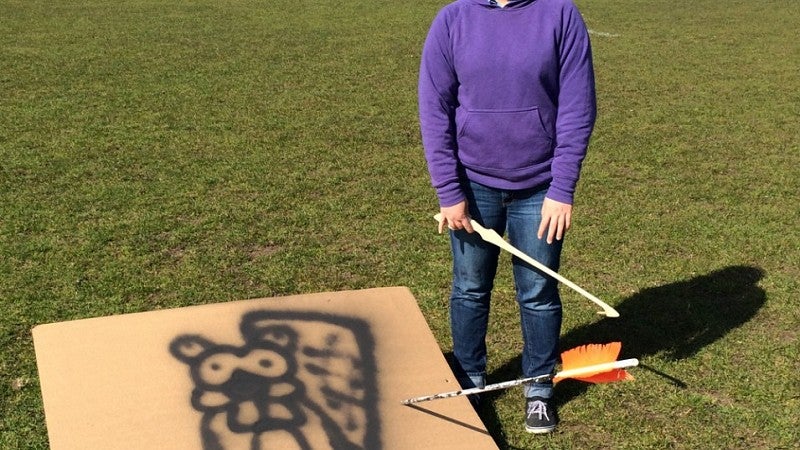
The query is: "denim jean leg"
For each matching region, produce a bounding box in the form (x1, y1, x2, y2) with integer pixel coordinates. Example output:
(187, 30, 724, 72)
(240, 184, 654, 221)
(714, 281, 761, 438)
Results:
(448, 181, 505, 389)
(505, 187, 563, 399)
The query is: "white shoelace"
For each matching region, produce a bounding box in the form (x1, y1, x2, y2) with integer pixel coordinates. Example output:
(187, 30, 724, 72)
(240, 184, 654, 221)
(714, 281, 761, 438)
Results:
(526, 400, 550, 421)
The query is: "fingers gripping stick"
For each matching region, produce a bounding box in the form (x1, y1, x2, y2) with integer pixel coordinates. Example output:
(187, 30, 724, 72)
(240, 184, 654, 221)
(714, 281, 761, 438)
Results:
(433, 213, 620, 318)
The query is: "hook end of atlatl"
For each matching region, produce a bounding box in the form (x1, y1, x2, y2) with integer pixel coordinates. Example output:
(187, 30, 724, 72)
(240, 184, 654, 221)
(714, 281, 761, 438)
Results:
(600, 309, 620, 318)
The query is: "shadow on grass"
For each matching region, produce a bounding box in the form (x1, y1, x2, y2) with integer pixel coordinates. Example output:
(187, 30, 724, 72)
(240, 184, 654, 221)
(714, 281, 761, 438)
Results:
(475, 265, 766, 449)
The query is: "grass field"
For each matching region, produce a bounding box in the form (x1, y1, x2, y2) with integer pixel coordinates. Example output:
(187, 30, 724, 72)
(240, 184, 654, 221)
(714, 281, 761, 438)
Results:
(1, 0, 798, 448)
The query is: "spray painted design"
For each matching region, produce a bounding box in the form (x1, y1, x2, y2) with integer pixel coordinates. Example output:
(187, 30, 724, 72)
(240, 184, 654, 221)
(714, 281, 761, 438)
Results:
(170, 311, 380, 450)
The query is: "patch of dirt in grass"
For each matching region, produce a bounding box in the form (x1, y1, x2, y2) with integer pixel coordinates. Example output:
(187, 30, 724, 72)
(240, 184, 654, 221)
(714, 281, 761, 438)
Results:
(248, 244, 281, 260)
(11, 377, 28, 391)
(166, 246, 186, 259)
(694, 388, 737, 408)
(558, 422, 615, 449)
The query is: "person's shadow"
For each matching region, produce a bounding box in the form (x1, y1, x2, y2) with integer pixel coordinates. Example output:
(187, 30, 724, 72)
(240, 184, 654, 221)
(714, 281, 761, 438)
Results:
(474, 265, 766, 449)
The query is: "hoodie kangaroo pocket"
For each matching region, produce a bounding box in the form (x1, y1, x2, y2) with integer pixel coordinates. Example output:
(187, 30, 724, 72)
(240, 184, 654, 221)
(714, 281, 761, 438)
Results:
(456, 107, 553, 175)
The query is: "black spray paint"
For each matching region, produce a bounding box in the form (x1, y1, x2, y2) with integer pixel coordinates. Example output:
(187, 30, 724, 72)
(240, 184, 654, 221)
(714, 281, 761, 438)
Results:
(170, 311, 381, 450)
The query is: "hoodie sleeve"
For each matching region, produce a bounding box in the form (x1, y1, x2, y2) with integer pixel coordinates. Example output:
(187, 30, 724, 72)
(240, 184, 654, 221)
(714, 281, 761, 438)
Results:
(548, 2, 597, 204)
(418, 9, 464, 208)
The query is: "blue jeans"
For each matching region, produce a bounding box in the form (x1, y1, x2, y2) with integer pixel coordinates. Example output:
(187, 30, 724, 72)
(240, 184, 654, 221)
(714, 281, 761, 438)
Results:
(449, 180, 562, 399)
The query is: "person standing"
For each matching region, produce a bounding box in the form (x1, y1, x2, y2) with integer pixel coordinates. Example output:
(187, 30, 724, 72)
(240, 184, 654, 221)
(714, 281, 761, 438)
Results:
(418, 0, 596, 433)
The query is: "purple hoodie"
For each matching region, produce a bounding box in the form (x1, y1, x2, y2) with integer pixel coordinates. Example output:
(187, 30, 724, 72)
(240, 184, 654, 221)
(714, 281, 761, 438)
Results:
(419, 0, 596, 207)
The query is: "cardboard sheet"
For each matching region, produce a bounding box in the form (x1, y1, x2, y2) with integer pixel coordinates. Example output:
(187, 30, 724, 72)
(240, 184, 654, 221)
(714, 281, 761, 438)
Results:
(33, 286, 498, 449)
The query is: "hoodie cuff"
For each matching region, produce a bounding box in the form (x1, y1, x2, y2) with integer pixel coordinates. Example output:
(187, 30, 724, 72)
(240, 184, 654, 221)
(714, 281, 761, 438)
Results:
(545, 181, 575, 205)
(436, 183, 466, 208)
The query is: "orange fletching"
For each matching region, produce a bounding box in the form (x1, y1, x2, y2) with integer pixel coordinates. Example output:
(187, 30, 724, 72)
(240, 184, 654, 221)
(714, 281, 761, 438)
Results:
(574, 369, 634, 384)
(554, 342, 633, 383)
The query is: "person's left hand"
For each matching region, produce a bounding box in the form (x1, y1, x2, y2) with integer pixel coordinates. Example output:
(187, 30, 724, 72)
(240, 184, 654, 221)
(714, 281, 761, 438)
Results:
(537, 198, 572, 244)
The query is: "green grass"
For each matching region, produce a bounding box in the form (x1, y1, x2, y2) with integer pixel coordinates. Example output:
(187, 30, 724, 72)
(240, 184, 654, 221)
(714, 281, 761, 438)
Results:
(1, 0, 798, 448)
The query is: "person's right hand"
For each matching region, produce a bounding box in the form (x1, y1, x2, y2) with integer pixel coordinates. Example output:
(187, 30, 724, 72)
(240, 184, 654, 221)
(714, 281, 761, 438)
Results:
(438, 201, 474, 234)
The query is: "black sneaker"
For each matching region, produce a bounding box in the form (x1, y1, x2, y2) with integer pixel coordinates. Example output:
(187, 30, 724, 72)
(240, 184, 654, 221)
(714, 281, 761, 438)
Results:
(525, 396, 558, 433)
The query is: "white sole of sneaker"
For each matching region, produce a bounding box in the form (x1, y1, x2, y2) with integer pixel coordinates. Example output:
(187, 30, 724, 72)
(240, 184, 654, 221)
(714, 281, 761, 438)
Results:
(525, 426, 556, 434)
